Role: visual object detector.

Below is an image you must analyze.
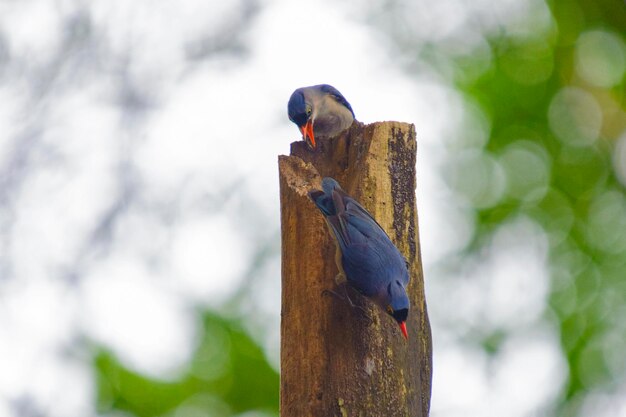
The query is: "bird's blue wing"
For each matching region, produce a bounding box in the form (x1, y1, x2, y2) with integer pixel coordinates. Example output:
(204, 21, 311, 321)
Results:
(323, 187, 375, 252)
(318, 84, 355, 118)
(345, 201, 410, 284)
(341, 242, 388, 297)
(344, 200, 388, 239)
(309, 178, 409, 292)
(343, 199, 409, 283)
(332, 202, 408, 294)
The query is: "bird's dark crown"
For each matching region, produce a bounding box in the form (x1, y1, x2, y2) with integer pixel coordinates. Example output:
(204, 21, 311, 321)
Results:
(391, 308, 409, 323)
(287, 90, 309, 127)
(387, 280, 410, 323)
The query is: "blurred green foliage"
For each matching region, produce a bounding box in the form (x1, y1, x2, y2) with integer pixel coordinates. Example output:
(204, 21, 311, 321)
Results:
(444, 0, 626, 414)
(94, 311, 279, 417)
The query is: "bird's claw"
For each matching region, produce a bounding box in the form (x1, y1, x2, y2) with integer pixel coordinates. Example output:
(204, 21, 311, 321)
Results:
(321, 288, 340, 299)
(321, 286, 372, 325)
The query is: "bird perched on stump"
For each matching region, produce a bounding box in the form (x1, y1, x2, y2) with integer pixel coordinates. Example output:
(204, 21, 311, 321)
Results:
(287, 84, 355, 149)
(309, 177, 410, 339)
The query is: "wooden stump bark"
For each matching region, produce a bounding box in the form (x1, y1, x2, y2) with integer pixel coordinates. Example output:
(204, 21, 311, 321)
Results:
(279, 121, 432, 417)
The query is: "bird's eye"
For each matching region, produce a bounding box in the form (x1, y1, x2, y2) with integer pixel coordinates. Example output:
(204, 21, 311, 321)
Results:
(306, 106, 312, 115)
(386, 305, 393, 314)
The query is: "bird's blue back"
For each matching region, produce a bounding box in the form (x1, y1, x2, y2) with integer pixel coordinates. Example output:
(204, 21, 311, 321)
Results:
(309, 178, 408, 298)
(317, 84, 355, 118)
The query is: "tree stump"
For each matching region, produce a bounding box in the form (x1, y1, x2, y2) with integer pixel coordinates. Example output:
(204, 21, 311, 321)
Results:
(279, 121, 432, 417)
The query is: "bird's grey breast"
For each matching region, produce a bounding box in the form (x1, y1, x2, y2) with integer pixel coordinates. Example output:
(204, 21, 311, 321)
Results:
(312, 95, 354, 138)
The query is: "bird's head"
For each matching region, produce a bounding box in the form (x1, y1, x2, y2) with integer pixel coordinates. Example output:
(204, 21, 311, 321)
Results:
(287, 89, 315, 148)
(385, 280, 410, 340)
(288, 84, 355, 149)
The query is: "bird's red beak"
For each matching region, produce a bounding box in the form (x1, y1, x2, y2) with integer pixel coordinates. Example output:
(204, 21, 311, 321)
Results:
(299, 119, 315, 148)
(399, 321, 408, 340)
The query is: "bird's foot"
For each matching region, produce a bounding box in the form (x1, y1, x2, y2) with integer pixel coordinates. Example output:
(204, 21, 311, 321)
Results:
(334, 272, 347, 285)
(321, 285, 372, 325)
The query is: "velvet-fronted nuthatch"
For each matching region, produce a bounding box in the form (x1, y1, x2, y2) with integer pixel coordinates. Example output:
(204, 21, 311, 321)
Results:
(309, 177, 410, 339)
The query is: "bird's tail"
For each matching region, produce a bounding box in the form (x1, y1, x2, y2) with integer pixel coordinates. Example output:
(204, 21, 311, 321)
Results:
(308, 177, 342, 216)
(309, 177, 350, 250)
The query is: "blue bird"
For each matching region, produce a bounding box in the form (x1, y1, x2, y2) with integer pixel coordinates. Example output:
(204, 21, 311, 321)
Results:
(288, 84, 355, 149)
(309, 177, 410, 339)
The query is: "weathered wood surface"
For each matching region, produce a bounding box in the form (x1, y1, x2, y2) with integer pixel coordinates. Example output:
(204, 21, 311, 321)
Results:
(279, 121, 432, 417)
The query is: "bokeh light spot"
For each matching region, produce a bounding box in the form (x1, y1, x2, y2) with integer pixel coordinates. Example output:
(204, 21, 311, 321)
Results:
(575, 30, 626, 88)
(548, 87, 602, 147)
(612, 131, 626, 188)
(444, 150, 506, 209)
(586, 189, 626, 254)
(499, 141, 550, 202)
(174, 393, 231, 417)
